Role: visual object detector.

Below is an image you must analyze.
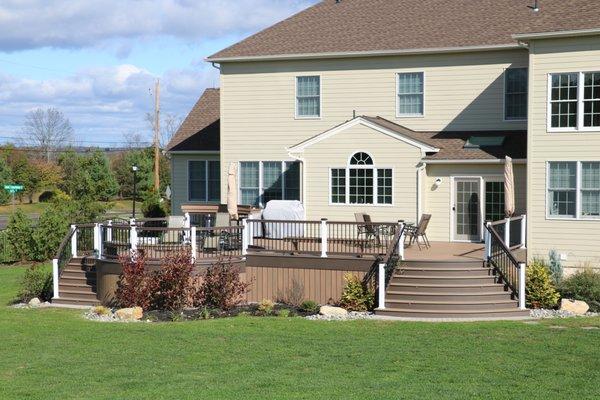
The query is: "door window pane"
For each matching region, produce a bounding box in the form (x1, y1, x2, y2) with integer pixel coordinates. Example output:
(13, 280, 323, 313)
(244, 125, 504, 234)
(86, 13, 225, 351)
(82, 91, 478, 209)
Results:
(548, 162, 576, 217)
(240, 162, 260, 206)
(296, 76, 320, 117)
(485, 181, 505, 221)
(284, 161, 301, 201)
(188, 161, 206, 201)
(505, 68, 528, 120)
(398, 72, 424, 116)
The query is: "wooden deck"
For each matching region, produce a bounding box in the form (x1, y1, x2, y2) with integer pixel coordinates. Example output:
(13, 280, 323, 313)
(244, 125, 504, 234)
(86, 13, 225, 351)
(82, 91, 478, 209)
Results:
(404, 241, 526, 263)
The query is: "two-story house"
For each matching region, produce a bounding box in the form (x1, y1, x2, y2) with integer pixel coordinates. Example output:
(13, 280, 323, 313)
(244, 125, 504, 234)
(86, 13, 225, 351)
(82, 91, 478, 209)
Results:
(167, 0, 600, 272)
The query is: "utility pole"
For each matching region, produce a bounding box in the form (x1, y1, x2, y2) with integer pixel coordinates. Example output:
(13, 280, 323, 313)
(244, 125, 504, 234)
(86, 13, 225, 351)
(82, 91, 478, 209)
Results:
(153, 79, 161, 192)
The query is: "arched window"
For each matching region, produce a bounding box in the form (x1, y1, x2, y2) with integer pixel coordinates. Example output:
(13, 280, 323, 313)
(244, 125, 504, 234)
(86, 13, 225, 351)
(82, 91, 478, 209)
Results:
(350, 152, 373, 166)
(330, 152, 393, 205)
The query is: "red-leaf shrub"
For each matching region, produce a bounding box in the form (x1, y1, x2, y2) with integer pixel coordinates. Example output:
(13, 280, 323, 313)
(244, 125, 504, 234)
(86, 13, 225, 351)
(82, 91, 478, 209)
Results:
(151, 252, 194, 311)
(115, 252, 154, 310)
(195, 259, 251, 310)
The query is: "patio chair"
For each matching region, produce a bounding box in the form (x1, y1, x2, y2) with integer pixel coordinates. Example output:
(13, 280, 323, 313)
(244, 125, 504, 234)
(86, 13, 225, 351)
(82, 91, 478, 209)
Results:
(355, 213, 382, 248)
(214, 212, 242, 251)
(404, 214, 432, 250)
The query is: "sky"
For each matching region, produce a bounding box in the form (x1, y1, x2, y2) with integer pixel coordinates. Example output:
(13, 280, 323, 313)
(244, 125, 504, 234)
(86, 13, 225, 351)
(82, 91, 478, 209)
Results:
(0, 0, 318, 147)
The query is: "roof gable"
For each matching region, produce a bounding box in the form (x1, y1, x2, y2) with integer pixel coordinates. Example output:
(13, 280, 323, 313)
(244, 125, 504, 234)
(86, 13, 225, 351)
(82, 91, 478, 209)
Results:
(287, 116, 440, 153)
(166, 88, 220, 152)
(209, 0, 600, 62)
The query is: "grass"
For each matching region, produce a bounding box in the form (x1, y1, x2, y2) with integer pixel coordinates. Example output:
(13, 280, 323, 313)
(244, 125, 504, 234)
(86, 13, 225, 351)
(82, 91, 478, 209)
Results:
(0, 266, 599, 399)
(0, 200, 141, 217)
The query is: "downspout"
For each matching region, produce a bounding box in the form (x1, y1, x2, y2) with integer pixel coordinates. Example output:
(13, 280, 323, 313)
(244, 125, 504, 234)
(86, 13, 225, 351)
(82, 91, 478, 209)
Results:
(416, 162, 426, 223)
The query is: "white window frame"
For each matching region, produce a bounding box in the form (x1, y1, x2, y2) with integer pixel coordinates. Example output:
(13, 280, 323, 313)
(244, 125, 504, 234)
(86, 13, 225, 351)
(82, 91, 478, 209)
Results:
(546, 161, 600, 221)
(503, 67, 528, 122)
(396, 71, 425, 118)
(238, 160, 301, 208)
(547, 71, 600, 133)
(329, 152, 394, 206)
(295, 75, 322, 119)
(187, 160, 220, 203)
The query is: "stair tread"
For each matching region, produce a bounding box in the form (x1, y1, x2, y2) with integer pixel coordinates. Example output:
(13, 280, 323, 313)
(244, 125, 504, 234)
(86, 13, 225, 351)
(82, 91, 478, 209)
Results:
(389, 282, 502, 288)
(379, 307, 527, 314)
(386, 299, 516, 305)
(387, 290, 508, 296)
(59, 288, 98, 295)
(393, 275, 495, 279)
(400, 267, 491, 271)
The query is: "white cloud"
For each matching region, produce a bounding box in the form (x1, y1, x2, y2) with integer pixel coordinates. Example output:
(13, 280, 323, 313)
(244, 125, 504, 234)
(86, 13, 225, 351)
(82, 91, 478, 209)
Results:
(0, 64, 219, 144)
(0, 0, 316, 51)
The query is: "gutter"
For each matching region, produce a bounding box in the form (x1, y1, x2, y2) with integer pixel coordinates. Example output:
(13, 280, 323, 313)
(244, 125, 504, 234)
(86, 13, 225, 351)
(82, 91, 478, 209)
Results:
(512, 28, 600, 41)
(207, 43, 522, 63)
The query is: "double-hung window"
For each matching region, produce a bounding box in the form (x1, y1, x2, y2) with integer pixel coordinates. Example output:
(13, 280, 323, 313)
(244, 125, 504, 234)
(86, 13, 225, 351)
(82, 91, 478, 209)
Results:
(549, 71, 600, 131)
(188, 160, 220, 202)
(397, 72, 424, 117)
(547, 161, 600, 219)
(504, 68, 528, 120)
(330, 152, 393, 205)
(239, 161, 301, 207)
(296, 76, 320, 118)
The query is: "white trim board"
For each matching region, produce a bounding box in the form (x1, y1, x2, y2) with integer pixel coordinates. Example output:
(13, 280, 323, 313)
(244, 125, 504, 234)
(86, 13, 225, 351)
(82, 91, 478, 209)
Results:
(287, 117, 440, 153)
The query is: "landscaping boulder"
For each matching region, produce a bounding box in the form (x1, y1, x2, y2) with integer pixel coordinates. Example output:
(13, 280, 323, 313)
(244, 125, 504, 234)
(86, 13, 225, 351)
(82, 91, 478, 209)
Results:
(115, 307, 143, 321)
(319, 305, 348, 317)
(560, 299, 589, 315)
(28, 298, 41, 307)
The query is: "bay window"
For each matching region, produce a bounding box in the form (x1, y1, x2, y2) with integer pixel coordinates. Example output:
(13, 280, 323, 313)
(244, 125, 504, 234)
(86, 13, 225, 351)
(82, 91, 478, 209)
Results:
(547, 161, 600, 219)
(239, 161, 301, 207)
(331, 152, 393, 205)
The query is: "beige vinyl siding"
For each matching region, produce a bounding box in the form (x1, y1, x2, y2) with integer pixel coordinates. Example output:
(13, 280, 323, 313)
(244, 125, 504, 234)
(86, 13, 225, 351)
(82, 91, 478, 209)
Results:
(299, 123, 422, 222)
(170, 153, 220, 215)
(220, 49, 528, 202)
(423, 164, 527, 242)
(528, 35, 600, 270)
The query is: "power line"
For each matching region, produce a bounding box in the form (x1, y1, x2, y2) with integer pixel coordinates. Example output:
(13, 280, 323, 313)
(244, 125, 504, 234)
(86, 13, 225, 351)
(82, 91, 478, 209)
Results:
(0, 136, 152, 145)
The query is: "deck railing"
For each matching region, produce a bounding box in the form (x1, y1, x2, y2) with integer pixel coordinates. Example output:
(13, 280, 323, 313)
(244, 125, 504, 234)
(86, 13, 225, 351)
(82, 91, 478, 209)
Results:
(244, 219, 402, 258)
(51, 224, 95, 299)
(488, 215, 526, 249)
(484, 223, 526, 310)
(376, 223, 406, 310)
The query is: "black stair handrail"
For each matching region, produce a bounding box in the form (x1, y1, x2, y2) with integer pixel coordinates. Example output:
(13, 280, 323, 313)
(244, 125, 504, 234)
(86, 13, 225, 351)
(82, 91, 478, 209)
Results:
(484, 223, 520, 296)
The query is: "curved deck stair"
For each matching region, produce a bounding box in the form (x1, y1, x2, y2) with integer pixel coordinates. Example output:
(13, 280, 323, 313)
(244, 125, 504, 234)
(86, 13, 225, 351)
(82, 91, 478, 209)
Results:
(52, 258, 100, 307)
(376, 260, 529, 319)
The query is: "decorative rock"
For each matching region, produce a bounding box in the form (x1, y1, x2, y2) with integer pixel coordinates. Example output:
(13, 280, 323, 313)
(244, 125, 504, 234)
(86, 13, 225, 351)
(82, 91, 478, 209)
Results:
(307, 311, 375, 321)
(560, 299, 590, 315)
(319, 305, 348, 317)
(115, 307, 143, 321)
(28, 298, 41, 307)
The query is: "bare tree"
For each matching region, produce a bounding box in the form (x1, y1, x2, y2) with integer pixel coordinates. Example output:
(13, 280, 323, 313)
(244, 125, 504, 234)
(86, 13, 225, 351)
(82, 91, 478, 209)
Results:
(123, 132, 150, 149)
(146, 112, 182, 148)
(21, 107, 74, 161)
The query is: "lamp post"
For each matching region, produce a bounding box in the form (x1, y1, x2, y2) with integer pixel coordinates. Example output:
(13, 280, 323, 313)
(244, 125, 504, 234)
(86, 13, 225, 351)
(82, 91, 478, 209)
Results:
(132, 165, 138, 219)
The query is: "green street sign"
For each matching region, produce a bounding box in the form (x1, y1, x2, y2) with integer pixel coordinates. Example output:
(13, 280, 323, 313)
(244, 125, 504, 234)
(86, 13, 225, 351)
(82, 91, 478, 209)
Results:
(3, 184, 23, 193)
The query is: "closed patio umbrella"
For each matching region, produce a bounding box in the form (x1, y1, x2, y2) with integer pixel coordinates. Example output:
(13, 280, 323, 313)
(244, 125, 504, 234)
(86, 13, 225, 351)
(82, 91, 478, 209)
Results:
(227, 162, 239, 220)
(504, 156, 515, 217)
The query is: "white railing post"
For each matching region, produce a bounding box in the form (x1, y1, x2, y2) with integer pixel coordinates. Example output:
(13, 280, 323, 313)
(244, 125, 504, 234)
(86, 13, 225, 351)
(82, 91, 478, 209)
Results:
(70, 225, 77, 258)
(106, 220, 113, 242)
(183, 213, 191, 229)
(484, 222, 492, 261)
(190, 226, 197, 262)
(242, 219, 249, 256)
(398, 221, 405, 260)
(52, 258, 59, 299)
(320, 218, 328, 258)
(248, 219, 255, 246)
(518, 262, 526, 310)
(93, 223, 101, 259)
(504, 217, 511, 247)
(520, 215, 527, 248)
(130, 219, 138, 252)
(378, 262, 386, 310)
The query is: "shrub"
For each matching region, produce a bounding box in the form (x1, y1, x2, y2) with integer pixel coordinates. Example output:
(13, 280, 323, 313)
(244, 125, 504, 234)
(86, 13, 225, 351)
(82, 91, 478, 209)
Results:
(258, 299, 275, 315)
(339, 274, 375, 311)
(526, 259, 560, 309)
(548, 250, 563, 286)
(276, 278, 305, 306)
(195, 259, 251, 310)
(5, 209, 35, 261)
(277, 308, 291, 318)
(560, 268, 600, 312)
(151, 252, 194, 311)
(91, 306, 111, 316)
(115, 252, 154, 310)
(142, 192, 167, 219)
(32, 205, 70, 261)
(18, 265, 52, 302)
(300, 300, 320, 314)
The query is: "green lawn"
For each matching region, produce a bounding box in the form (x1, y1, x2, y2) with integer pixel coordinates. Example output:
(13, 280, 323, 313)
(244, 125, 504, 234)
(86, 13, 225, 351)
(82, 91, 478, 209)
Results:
(0, 266, 599, 399)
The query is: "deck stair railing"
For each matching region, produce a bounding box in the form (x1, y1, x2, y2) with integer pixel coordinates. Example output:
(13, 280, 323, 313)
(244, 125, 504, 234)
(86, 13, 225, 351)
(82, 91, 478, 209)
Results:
(51, 224, 95, 299)
(488, 214, 526, 249)
(375, 223, 406, 310)
(484, 223, 526, 310)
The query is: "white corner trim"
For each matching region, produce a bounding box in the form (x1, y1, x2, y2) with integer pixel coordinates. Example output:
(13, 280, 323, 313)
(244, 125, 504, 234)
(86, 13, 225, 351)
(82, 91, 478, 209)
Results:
(287, 117, 439, 153)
